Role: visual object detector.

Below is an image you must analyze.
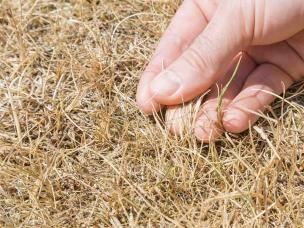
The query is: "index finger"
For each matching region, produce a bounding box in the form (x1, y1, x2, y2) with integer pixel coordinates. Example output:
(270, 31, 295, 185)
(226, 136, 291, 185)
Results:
(136, 0, 216, 113)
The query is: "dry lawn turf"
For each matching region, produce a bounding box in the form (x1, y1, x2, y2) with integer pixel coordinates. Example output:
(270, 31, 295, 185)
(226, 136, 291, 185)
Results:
(1, 0, 304, 227)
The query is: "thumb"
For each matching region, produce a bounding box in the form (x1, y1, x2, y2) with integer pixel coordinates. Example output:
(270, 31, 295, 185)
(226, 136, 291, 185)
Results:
(149, 1, 253, 105)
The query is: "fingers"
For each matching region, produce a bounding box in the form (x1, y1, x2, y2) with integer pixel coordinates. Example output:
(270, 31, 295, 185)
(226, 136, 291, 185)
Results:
(198, 40, 304, 141)
(165, 53, 256, 139)
(194, 54, 256, 142)
(136, 0, 212, 113)
(223, 64, 294, 134)
(150, 1, 252, 106)
(166, 40, 304, 141)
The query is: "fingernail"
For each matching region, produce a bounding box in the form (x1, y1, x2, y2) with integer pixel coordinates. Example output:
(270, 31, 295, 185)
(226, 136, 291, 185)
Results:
(150, 71, 180, 97)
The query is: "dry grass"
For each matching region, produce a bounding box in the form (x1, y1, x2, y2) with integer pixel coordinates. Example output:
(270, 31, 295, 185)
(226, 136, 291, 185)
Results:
(1, 0, 304, 227)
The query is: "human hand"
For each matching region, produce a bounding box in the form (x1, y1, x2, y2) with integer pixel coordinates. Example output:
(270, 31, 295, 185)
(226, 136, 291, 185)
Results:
(136, 0, 304, 142)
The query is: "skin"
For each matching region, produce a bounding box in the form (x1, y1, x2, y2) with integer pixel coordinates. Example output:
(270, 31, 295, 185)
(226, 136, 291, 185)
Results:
(136, 0, 304, 142)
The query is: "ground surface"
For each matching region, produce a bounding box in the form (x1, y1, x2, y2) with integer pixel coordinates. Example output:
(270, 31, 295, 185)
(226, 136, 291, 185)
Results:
(1, 0, 304, 227)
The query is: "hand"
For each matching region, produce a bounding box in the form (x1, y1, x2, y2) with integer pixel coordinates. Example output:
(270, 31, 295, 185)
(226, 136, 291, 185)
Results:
(136, 0, 304, 142)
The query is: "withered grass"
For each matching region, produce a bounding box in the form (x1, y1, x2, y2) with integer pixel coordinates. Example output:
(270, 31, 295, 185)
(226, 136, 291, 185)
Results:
(1, 0, 304, 227)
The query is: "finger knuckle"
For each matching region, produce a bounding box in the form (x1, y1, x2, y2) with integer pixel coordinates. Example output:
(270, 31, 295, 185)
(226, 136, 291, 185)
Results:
(183, 35, 216, 74)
